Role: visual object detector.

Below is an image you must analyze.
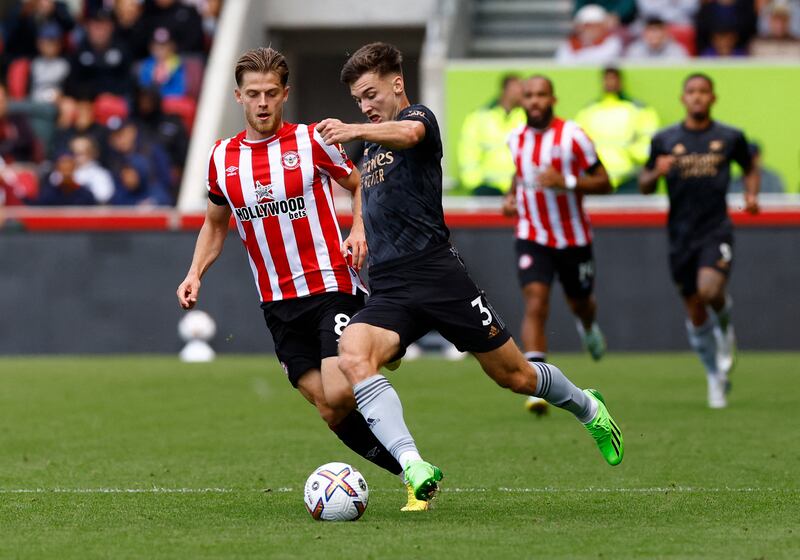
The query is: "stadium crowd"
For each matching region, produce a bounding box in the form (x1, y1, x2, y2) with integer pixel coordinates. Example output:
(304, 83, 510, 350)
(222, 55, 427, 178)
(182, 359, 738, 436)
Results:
(0, 0, 220, 207)
(559, 0, 800, 63)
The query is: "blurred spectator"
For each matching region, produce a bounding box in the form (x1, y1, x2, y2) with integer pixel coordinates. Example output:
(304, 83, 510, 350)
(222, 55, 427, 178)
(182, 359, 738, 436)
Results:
(635, 0, 698, 25)
(751, 1, 800, 56)
(695, 0, 756, 55)
(51, 94, 109, 159)
(110, 154, 172, 206)
(69, 134, 114, 204)
(701, 24, 748, 56)
(457, 74, 525, 196)
(0, 155, 32, 205)
(113, 0, 150, 61)
(107, 119, 173, 204)
(731, 143, 785, 193)
(64, 7, 133, 99)
(575, 0, 638, 25)
(758, 0, 800, 37)
(142, 0, 204, 54)
(137, 27, 186, 97)
(200, 0, 222, 49)
(556, 5, 624, 64)
(131, 85, 188, 185)
(3, 0, 76, 59)
(29, 22, 70, 103)
(0, 83, 37, 163)
(31, 152, 97, 205)
(626, 16, 689, 58)
(575, 67, 659, 192)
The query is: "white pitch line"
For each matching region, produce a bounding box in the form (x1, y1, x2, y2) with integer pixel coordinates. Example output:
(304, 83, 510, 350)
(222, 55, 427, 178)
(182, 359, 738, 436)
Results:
(0, 487, 796, 494)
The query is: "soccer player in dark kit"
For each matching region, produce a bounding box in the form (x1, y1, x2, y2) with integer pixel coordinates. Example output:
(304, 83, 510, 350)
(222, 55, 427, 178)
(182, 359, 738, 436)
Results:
(639, 73, 760, 409)
(317, 42, 625, 502)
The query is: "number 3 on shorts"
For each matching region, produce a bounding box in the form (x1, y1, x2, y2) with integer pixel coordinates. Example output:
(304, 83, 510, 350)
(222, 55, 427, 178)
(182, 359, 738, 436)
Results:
(471, 295, 493, 326)
(334, 313, 351, 336)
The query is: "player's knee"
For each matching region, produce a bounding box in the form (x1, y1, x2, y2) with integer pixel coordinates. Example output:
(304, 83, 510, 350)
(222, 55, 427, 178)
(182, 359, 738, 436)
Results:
(524, 297, 548, 320)
(696, 284, 723, 306)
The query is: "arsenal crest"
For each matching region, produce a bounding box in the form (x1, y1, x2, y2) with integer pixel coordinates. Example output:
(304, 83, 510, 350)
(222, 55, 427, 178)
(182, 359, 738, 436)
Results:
(281, 151, 301, 170)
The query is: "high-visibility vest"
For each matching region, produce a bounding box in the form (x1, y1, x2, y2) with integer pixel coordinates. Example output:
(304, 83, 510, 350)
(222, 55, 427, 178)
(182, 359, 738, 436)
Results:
(575, 93, 659, 189)
(457, 103, 526, 193)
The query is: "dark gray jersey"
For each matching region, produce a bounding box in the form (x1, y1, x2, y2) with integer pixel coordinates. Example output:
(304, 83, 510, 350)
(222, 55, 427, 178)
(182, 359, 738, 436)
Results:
(646, 121, 752, 249)
(360, 104, 450, 270)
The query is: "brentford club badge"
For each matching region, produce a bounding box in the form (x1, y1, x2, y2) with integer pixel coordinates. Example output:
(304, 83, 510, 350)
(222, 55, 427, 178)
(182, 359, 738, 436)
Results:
(519, 254, 533, 270)
(281, 151, 301, 170)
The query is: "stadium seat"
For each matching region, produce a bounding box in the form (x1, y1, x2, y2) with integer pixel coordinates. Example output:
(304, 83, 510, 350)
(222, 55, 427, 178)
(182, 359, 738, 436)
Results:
(93, 94, 129, 127)
(162, 96, 197, 131)
(668, 24, 697, 56)
(182, 55, 205, 100)
(7, 58, 31, 100)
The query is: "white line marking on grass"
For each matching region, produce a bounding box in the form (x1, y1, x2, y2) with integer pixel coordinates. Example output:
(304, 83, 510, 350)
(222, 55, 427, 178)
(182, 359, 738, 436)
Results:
(0, 487, 796, 494)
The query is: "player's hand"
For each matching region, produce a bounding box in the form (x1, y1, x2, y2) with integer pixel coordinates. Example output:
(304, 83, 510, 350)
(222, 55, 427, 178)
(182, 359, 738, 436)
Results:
(342, 225, 368, 271)
(538, 166, 566, 190)
(177, 274, 201, 309)
(744, 192, 760, 215)
(317, 119, 358, 145)
(501, 193, 517, 217)
(655, 155, 675, 177)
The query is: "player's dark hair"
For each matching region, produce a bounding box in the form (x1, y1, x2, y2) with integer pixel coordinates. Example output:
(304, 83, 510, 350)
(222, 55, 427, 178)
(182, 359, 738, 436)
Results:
(500, 73, 521, 91)
(340, 42, 403, 85)
(603, 66, 621, 78)
(527, 74, 555, 95)
(683, 72, 714, 92)
(235, 47, 289, 88)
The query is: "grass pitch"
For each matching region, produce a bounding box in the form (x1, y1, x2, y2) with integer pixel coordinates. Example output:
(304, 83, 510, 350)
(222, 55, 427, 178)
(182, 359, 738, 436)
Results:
(0, 353, 797, 559)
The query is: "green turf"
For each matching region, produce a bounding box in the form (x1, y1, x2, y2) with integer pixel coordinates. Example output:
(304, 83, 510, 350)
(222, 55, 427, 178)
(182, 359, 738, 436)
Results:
(0, 353, 798, 559)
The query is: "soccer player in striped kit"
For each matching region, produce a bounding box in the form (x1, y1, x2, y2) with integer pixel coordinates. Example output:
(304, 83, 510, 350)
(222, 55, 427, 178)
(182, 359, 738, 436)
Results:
(502, 75, 613, 414)
(317, 43, 624, 502)
(176, 47, 428, 511)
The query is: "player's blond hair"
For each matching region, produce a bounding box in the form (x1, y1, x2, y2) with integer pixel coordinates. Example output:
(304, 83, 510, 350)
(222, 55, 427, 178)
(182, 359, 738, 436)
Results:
(234, 47, 289, 87)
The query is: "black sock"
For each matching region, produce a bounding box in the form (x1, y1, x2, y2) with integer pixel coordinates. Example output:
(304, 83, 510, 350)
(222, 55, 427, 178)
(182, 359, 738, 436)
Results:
(330, 409, 403, 475)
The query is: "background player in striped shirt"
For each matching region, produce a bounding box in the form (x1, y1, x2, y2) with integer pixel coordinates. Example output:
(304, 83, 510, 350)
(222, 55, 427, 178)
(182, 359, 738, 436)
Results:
(502, 75, 612, 414)
(317, 43, 624, 502)
(176, 47, 428, 511)
(639, 73, 760, 408)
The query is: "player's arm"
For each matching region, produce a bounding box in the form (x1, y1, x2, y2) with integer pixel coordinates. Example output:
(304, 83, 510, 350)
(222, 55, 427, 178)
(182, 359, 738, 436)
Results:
(502, 178, 518, 217)
(538, 161, 612, 195)
(316, 118, 425, 151)
(338, 168, 367, 270)
(639, 136, 671, 195)
(177, 201, 231, 309)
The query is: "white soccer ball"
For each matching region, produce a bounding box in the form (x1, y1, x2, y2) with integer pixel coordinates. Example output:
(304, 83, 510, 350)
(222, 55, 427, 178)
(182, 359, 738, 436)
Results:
(303, 462, 369, 521)
(178, 310, 217, 342)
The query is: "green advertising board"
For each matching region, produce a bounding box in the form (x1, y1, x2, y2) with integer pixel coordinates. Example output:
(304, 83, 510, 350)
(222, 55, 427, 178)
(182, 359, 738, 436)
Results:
(445, 62, 800, 193)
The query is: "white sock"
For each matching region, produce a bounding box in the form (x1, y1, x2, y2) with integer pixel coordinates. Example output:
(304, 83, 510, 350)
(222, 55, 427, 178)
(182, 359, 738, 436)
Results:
(531, 362, 597, 424)
(353, 374, 420, 470)
(686, 318, 718, 377)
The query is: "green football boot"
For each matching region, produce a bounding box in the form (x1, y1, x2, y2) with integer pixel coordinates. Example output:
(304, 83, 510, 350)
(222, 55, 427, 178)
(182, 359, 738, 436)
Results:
(583, 389, 624, 466)
(404, 460, 444, 501)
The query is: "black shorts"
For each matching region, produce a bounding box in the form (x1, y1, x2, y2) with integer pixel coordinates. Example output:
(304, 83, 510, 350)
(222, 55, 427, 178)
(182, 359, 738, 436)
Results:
(261, 291, 364, 388)
(515, 239, 595, 299)
(670, 232, 734, 297)
(350, 243, 511, 355)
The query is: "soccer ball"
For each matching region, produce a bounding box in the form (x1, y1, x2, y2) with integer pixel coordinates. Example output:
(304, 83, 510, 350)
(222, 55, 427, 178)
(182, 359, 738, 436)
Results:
(303, 462, 369, 521)
(178, 310, 217, 341)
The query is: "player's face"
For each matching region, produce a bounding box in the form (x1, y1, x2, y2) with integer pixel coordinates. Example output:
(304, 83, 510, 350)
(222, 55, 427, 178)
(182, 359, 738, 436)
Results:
(522, 77, 555, 129)
(235, 71, 289, 138)
(681, 78, 715, 121)
(349, 71, 405, 124)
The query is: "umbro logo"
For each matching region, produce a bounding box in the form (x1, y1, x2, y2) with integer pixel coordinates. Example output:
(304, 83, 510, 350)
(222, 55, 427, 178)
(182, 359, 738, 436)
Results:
(226, 165, 239, 177)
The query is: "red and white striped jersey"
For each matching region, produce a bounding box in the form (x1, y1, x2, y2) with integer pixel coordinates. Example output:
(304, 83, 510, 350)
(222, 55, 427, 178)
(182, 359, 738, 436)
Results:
(206, 122, 364, 303)
(508, 117, 598, 248)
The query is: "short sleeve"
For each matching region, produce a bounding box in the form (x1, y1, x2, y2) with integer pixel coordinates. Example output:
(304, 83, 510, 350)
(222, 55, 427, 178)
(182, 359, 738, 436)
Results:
(645, 134, 663, 170)
(310, 126, 354, 180)
(206, 141, 227, 206)
(571, 125, 599, 174)
(731, 130, 753, 173)
(398, 104, 441, 154)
